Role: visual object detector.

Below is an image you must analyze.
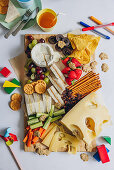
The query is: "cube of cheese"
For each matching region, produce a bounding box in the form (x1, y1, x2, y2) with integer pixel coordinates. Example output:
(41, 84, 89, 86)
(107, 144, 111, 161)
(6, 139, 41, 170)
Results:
(61, 92, 110, 145)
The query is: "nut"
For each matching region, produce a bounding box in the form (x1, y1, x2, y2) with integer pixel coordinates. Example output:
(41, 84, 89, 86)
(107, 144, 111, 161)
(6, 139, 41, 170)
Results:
(101, 63, 109, 72)
(39, 115, 47, 122)
(69, 62, 76, 70)
(99, 52, 108, 60)
(82, 65, 91, 73)
(90, 61, 98, 69)
(58, 41, 66, 49)
(80, 153, 89, 161)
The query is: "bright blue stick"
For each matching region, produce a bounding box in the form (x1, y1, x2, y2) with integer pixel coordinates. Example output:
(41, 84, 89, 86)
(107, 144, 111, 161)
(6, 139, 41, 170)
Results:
(80, 21, 110, 39)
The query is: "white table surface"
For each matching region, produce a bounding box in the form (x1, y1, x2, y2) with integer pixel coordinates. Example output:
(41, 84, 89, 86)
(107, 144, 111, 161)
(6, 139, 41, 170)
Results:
(0, 0, 114, 170)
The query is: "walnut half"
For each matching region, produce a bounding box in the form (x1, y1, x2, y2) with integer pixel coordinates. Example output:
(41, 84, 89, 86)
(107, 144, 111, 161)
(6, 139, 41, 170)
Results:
(101, 63, 109, 72)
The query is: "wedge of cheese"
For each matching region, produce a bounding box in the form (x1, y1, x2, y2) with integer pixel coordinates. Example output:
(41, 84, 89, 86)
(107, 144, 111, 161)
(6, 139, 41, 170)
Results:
(49, 131, 80, 154)
(41, 123, 57, 140)
(42, 125, 58, 147)
(5, 1, 20, 23)
(61, 92, 110, 145)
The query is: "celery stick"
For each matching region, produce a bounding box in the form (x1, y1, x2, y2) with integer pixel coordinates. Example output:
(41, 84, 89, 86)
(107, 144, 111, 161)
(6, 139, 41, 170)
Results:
(51, 116, 62, 122)
(49, 105, 55, 117)
(36, 113, 48, 118)
(28, 114, 36, 120)
(53, 109, 65, 117)
(30, 122, 43, 130)
(27, 118, 39, 125)
(43, 117, 52, 129)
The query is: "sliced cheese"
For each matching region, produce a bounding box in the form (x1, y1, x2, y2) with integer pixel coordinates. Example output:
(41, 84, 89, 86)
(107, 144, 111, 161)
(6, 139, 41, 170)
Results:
(42, 93, 51, 113)
(41, 123, 57, 140)
(24, 94, 36, 115)
(5, 1, 20, 23)
(49, 131, 80, 154)
(61, 92, 110, 145)
(42, 124, 58, 147)
(33, 93, 44, 113)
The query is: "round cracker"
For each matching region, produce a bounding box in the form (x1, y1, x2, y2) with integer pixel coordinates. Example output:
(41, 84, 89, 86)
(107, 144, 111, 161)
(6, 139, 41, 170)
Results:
(10, 100, 21, 111)
(11, 93, 22, 102)
(35, 83, 46, 94)
(0, 0, 9, 6)
(24, 84, 34, 95)
(37, 80, 46, 87)
(0, 5, 8, 14)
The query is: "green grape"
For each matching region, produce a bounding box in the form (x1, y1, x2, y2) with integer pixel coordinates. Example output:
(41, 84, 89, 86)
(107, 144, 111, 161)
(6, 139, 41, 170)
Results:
(44, 77, 50, 85)
(31, 73, 35, 80)
(27, 80, 33, 84)
(44, 71, 50, 76)
(31, 67, 36, 73)
(32, 40, 37, 47)
(29, 43, 33, 50)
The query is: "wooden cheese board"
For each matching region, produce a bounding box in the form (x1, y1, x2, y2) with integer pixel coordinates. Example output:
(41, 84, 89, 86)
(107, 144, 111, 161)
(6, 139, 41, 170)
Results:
(9, 30, 97, 154)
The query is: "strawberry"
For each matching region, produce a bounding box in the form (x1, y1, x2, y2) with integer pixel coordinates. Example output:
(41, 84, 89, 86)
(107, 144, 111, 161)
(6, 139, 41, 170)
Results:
(74, 69, 82, 80)
(62, 67, 70, 74)
(62, 57, 70, 66)
(65, 77, 74, 85)
(71, 58, 81, 67)
(68, 70, 77, 79)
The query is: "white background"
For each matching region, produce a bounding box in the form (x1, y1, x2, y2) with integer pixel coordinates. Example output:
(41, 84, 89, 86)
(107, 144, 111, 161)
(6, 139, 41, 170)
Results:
(0, 0, 114, 170)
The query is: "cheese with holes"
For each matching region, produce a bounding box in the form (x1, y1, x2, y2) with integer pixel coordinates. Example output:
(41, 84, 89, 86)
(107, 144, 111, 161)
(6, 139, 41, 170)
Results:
(49, 131, 80, 154)
(61, 92, 110, 145)
(5, 1, 20, 23)
(41, 123, 56, 140)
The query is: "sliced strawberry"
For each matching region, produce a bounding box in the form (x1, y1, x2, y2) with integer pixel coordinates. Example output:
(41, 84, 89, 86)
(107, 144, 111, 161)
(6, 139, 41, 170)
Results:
(68, 70, 77, 79)
(62, 57, 70, 66)
(65, 77, 74, 85)
(71, 58, 81, 67)
(74, 69, 82, 80)
(62, 67, 70, 74)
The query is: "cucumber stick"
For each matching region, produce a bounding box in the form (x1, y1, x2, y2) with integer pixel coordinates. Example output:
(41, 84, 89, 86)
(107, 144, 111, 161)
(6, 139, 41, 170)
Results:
(51, 115, 62, 122)
(43, 117, 52, 129)
(28, 114, 36, 120)
(36, 113, 48, 118)
(27, 118, 39, 125)
(53, 109, 65, 117)
(49, 105, 54, 117)
(30, 122, 43, 130)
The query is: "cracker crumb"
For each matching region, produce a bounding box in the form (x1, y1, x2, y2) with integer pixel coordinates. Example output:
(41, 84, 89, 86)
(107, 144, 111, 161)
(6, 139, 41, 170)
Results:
(69, 62, 76, 70)
(82, 65, 91, 73)
(101, 63, 109, 72)
(99, 52, 108, 60)
(90, 61, 98, 69)
(80, 153, 89, 161)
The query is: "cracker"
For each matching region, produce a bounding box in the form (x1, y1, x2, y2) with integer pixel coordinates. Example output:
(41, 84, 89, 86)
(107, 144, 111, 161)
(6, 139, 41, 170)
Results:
(0, 5, 8, 14)
(24, 84, 34, 95)
(35, 83, 46, 94)
(0, 0, 9, 7)
(10, 100, 21, 111)
(37, 80, 46, 86)
(11, 93, 22, 102)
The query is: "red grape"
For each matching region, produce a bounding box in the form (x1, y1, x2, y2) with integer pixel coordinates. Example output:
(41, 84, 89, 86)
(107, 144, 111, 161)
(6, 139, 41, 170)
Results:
(39, 38, 45, 43)
(39, 74, 45, 80)
(36, 69, 42, 75)
(27, 35, 34, 41)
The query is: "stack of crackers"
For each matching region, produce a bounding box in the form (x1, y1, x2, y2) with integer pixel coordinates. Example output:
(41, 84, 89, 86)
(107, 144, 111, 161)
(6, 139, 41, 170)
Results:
(0, 0, 9, 14)
(24, 80, 46, 95)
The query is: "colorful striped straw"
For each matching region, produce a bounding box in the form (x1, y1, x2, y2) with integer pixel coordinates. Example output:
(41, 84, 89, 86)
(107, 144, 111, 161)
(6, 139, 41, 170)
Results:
(79, 21, 110, 39)
(90, 16, 114, 35)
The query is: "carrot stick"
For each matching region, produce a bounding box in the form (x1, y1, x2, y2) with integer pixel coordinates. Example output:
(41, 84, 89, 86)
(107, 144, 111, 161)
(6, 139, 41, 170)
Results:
(40, 129, 46, 138)
(38, 127, 44, 136)
(27, 131, 33, 147)
(23, 134, 28, 143)
(32, 136, 39, 143)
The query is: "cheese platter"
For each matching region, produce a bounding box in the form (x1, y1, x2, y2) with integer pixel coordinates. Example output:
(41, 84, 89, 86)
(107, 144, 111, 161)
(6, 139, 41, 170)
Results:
(9, 30, 110, 157)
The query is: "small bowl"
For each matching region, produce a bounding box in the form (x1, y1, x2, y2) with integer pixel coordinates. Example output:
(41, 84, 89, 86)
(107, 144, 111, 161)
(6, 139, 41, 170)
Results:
(17, 0, 33, 9)
(36, 8, 57, 32)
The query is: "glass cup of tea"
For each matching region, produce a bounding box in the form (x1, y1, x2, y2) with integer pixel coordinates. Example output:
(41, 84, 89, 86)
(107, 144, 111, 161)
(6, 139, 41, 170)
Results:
(36, 8, 57, 32)
(17, 0, 33, 9)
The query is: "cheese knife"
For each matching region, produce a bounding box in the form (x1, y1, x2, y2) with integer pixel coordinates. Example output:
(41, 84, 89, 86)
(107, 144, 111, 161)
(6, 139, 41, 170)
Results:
(12, 7, 39, 36)
(4, 9, 32, 39)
